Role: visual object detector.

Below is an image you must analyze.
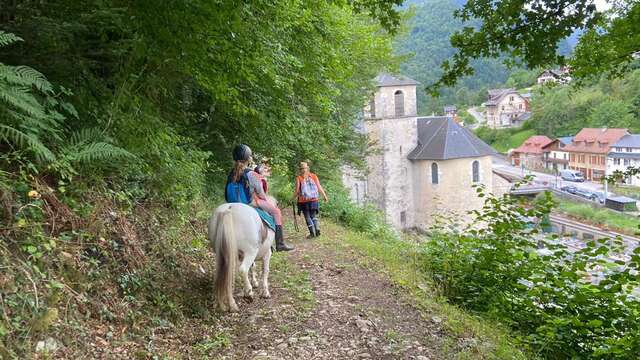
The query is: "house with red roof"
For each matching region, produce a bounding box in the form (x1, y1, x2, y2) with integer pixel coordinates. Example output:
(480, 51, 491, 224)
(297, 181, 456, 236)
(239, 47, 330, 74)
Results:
(510, 135, 554, 170)
(565, 128, 629, 181)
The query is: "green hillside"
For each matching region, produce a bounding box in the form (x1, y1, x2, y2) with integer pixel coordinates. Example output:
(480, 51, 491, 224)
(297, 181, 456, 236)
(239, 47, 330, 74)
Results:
(396, 0, 512, 114)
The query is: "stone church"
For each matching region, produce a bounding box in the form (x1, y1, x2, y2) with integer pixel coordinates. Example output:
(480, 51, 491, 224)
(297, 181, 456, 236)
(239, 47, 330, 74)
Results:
(342, 74, 506, 230)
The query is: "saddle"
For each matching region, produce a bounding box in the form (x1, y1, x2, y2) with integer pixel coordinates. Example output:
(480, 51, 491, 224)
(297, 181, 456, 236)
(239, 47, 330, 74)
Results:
(253, 207, 275, 231)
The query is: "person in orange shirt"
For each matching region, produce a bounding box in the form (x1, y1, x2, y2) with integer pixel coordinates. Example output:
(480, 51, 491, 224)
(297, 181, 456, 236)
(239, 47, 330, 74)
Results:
(294, 161, 328, 238)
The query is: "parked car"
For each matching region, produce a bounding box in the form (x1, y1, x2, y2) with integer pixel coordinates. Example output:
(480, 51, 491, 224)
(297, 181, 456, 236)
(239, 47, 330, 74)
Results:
(592, 191, 606, 204)
(561, 185, 578, 194)
(560, 169, 585, 182)
(574, 188, 598, 201)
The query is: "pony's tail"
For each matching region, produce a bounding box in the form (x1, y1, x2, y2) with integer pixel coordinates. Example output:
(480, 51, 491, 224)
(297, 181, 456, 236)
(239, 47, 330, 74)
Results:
(213, 207, 237, 310)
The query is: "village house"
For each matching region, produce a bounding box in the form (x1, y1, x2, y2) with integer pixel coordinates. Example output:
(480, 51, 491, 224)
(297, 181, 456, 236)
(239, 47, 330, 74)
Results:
(510, 135, 553, 170)
(536, 67, 571, 85)
(564, 128, 629, 181)
(484, 88, 530, 129)
(342, 74, 509, 230)
(607, 134, 640, 186)
(444, 105, 457, 117)
(542, 136, 573, 172)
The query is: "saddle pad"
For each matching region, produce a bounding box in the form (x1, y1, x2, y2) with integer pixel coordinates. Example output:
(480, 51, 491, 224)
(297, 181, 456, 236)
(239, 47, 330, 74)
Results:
(254, 207, 276, 231)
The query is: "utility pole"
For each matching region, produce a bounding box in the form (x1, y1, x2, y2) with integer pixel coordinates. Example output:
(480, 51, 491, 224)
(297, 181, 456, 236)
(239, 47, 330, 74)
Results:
(604, 160, 608, 201)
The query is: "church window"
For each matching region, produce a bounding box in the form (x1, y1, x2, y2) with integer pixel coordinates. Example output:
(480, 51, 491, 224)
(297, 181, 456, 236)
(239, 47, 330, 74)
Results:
(431, 163, 439, 184)
(394, 90, 404, 116)
(472, 160, 480, 183)
(369, 98, 376, 118)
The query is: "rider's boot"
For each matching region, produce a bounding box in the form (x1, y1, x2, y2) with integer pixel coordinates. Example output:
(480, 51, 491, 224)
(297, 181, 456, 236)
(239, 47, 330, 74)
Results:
(275, 225, 294, 252)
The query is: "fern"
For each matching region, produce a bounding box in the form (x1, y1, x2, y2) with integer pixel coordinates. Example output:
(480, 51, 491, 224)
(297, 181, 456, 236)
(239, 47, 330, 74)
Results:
(0, 31, 65, 163)
(0, 125, 56, 162)
(57, 128, 136, 166)
(0, 31, 22, 47)
(71, 142, 136, 163)
(0, 65, 53, 93)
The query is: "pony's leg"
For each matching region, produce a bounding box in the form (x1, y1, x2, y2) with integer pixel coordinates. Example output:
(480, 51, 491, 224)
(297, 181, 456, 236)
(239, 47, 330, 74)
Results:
(250, 263, 259, 288)
(260, 250, 271, 298)
(239, 251, 257, 299)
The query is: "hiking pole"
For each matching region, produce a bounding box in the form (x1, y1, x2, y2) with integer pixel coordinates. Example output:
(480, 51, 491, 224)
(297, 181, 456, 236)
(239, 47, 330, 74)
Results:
(292, 200, 299, 232)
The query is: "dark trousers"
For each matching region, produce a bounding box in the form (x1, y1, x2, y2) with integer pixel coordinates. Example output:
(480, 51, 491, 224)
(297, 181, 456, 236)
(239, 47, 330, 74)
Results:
(298, 201, 319, 236)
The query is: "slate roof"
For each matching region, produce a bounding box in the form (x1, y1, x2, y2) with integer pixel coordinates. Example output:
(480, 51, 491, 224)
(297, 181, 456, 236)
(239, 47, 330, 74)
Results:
(542, 136, 574, 151)
(612, 134, 640, 148)
(608, 152, 640, 159)
(558, 136, 574, 145)
(564, 128, 629, 154)
(485, 88, 520, 106)
(407, 116, 496, 160)
(512, 135, 553, 154)
(374, 73, 419, 87)
(539, 69, 562, 78)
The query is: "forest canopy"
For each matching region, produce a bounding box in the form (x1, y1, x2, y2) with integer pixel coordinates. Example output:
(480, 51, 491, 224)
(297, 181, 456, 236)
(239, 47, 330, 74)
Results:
(0, 0, 400, 205)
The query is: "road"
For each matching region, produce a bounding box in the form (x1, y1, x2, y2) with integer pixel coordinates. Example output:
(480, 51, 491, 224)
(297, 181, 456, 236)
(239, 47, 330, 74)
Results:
(492, 155, 606, 193)
(466, 106, 486, 130)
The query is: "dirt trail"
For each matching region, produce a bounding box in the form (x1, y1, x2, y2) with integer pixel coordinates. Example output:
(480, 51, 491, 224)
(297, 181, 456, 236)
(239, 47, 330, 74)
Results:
(212, 224, 447, 360)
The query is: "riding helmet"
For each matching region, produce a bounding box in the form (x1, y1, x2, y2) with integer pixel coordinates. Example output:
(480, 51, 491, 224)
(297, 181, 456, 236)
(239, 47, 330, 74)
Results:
(232, 144, 252, 161)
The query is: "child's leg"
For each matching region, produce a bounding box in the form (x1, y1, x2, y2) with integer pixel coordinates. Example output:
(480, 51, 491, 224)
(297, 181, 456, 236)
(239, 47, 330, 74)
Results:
(256, 198, 282, 226)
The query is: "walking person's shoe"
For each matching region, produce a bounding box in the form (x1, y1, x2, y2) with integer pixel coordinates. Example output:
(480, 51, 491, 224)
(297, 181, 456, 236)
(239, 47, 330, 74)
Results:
(275, 225, 294, 251)
(312, 219, 320, 236)
(306, 225, 316, 238)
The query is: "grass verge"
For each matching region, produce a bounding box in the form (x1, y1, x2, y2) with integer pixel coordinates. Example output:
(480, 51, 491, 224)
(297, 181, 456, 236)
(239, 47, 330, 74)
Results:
(611, 185, 640, 200)
(554, 197, 640, 235)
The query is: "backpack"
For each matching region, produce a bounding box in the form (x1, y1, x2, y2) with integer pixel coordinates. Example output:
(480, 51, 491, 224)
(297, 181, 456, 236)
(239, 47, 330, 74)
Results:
(299, 175, 319, 200)
(225, 168, 252, 204)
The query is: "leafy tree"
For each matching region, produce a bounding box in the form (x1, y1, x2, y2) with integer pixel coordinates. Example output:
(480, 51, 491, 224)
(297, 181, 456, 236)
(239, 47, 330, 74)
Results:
(505, 69, 538, 89)
(586, 98, 634, 128)
(430, 0, 640, 91)
(529, 69, 640, 137)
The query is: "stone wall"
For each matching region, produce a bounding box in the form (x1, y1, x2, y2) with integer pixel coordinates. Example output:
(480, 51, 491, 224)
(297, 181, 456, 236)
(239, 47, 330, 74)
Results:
(411, 156, 494, 229)
(368, 85, 417, 119)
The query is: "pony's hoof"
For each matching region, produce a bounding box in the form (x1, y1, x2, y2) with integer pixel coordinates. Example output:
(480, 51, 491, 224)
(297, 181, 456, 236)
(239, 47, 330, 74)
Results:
(229, 304, 239, 312)
(244, 292, 255, 302)
(261, 291, 271, 299)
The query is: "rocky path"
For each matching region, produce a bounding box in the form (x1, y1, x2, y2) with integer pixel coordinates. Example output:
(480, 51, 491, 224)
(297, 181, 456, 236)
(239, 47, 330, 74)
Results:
(210, 224, 447, 360)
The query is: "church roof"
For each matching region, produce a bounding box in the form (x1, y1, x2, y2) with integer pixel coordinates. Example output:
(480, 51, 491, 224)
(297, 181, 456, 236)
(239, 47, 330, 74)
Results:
(407, 116, 496, 160)
(374, 73, 419, 87)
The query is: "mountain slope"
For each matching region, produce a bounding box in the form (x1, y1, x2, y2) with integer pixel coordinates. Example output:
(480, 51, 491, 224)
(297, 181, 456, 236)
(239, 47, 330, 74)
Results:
(397, 0, 512, 114)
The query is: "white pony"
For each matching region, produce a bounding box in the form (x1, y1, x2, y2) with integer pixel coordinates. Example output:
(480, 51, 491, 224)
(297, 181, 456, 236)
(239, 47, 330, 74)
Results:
(208, 202, 274, 312)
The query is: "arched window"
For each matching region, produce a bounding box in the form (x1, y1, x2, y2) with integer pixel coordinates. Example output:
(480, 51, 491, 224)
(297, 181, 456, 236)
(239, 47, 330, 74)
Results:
(394, 90, 404, 116)
(472, 160, 480, 183)
(431, 163, 439, 184)
(369, 98, 376, 118)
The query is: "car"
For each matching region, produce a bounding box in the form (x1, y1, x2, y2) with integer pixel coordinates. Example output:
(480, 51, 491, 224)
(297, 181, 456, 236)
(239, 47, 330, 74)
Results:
(561, 185, 578, 194)
(560, 169, 585, 182)
(574, 188, 598, 201)
(592, 191, 606, 204)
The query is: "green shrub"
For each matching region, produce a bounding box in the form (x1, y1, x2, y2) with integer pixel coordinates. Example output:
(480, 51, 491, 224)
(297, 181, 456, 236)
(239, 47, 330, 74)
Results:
(421, 189, 640, 358)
